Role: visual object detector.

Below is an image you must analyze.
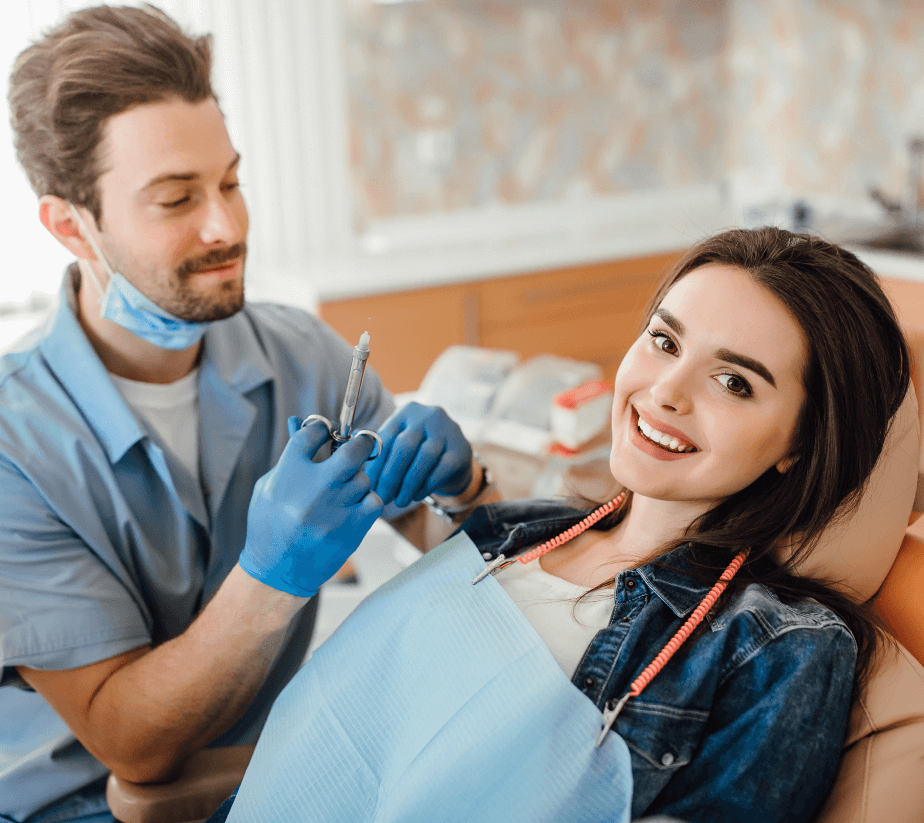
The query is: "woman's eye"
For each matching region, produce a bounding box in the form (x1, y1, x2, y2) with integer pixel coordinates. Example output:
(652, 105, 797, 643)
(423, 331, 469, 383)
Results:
(647, 329, 677, 354)
(160, 196, 190, 209)
(716, 373, 752, 397)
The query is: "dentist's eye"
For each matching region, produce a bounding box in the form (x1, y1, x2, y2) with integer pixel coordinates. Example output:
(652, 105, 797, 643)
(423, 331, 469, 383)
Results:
(716, 373, 753, 398)
(160, 196, 191, 209)
(647, 328, 678, 355)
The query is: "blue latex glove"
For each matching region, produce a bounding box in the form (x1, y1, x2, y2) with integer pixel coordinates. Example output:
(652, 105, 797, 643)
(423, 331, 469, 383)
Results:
(365, 402, 473, 509)
(238, 417, 383, 597)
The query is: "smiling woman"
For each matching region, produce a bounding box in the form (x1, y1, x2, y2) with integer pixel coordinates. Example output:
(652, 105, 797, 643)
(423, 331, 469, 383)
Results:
(576, 228, 909, 688)
(211, 227, 911, 823)
(610, 264, 807, 512)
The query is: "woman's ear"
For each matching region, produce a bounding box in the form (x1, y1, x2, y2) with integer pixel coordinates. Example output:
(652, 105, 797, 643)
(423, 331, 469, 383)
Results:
(776, 454, 798, 474)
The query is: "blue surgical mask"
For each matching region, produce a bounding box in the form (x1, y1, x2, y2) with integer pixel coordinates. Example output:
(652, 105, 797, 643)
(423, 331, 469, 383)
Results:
(70, 205, 211, 350)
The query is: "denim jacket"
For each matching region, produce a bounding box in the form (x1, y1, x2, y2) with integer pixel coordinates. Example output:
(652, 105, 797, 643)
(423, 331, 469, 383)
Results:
(459, 499, 856, 823)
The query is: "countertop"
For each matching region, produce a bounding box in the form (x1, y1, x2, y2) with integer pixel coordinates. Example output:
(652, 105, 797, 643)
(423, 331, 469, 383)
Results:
(309, 183, 732, 301)
(845, 246, 924, 282)
(258, 187, 924, 303)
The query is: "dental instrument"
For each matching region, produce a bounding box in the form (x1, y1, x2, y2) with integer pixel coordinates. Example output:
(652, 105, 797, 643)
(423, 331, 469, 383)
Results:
(302, 331, 383, 458)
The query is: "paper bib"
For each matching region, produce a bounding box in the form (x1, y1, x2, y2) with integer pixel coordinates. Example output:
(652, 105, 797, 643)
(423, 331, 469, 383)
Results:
(227, 532, 632, 823)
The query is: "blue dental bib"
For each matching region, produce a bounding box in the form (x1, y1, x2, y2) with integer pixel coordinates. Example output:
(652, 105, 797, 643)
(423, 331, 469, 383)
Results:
(227, 532, 633, 823)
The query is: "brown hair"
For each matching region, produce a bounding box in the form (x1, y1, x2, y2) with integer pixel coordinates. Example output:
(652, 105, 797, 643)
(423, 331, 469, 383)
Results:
(8, 4, 214, 225)
(595, 227, 911, 687)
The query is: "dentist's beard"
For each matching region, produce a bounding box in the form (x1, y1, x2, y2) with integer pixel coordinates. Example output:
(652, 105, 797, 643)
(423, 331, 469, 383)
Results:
(166, 241, 248, 322)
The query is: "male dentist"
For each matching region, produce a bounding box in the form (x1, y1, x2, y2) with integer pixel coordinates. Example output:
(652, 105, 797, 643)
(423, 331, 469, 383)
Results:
(0, 6, 492, 821)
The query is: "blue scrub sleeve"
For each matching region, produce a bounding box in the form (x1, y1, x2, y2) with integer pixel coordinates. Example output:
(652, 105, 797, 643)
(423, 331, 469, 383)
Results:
(0, 456, 150, 682)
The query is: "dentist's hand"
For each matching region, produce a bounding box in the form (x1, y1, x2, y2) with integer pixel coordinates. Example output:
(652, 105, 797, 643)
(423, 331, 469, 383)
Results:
(366, 402, 474, 509)
(238, 417, 383, 598)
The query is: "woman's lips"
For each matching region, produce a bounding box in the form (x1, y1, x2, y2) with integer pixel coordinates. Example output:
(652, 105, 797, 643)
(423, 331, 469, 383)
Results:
(629, 408, 699, 462)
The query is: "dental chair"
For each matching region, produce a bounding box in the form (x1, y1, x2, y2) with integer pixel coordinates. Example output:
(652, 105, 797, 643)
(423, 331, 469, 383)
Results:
(106, 333, 924, 823)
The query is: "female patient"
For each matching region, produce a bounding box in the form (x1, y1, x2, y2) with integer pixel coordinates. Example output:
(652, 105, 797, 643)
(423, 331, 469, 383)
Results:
(220, 227, 909, 823)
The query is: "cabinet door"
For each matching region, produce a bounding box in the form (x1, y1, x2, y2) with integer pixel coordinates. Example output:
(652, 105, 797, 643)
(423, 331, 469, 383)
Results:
(881, 276, 924, 329)
(319, 284, 474, 393)
(318, 250, 683, 394)
(476, 252, 683, 382)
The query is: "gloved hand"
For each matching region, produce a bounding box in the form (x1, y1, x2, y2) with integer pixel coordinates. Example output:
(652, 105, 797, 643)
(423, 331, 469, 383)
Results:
(365, 402, 473, 509)
(238, 417, 383, 597)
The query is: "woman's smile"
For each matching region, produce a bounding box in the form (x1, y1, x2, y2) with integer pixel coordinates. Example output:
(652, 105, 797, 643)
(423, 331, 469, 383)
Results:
(630, 407, 699, 460)
(609, 263, 808, 508)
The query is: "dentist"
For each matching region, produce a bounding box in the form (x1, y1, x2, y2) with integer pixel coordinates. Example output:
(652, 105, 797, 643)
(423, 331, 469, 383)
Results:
(0, 6, 490, 822)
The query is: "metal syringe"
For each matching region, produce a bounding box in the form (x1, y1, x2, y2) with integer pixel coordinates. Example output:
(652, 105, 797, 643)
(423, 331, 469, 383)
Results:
(331, 331, 371, 450)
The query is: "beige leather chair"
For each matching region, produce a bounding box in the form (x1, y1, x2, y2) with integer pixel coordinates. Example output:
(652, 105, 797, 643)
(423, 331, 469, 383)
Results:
(107, 333, 924, 823)
(813, 326, 924, 823)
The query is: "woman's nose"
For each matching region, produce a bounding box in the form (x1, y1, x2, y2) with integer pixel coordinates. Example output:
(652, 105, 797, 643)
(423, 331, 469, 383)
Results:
(649, 366, 692, 414)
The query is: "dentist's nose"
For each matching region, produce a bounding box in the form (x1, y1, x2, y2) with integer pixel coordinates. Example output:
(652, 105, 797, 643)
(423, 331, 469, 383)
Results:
(199, 193, 246, 246)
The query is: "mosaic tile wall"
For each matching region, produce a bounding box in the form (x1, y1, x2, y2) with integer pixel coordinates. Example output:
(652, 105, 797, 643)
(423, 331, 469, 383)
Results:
(344, 0, 730, 226)
(727, 0, 924, 207)
(345, 0, 924, 226)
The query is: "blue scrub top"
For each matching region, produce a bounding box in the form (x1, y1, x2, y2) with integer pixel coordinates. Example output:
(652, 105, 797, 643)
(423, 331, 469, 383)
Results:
(0, 268, 395, 819)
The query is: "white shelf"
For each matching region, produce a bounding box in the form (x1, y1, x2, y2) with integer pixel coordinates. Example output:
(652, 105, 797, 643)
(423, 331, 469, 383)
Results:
(310, 183, 732, 301)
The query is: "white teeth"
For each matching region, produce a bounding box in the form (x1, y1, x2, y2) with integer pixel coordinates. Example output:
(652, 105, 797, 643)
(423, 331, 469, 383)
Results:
(637, 415, 694, 453)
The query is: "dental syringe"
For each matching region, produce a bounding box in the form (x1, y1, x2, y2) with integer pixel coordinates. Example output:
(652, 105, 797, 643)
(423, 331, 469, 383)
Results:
(331, 331, 371, 450)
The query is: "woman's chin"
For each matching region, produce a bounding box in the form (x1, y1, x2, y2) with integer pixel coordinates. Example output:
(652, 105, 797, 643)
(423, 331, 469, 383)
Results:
(608, 456, 645, 498)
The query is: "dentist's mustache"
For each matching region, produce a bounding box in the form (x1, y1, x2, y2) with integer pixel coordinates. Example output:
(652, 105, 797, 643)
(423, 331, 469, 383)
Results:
(177, 242, 247, 277)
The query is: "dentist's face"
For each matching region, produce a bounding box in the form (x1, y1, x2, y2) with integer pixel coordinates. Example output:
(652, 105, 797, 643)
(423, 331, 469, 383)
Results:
(609, 264, 807, 509)
(86, 96, 249, 322)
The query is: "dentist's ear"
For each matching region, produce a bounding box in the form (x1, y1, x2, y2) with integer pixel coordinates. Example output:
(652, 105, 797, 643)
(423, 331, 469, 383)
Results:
(776, 454, 798, 474)
(38, 196, 97, 260)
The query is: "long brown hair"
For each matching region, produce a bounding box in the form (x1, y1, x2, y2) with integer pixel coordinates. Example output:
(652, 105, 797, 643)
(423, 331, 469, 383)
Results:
(8, 4, 214, 225)
(594, 227, 911, 687)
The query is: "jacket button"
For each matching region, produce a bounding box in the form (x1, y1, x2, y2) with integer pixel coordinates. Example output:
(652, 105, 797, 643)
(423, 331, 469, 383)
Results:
(661, 752, 675, 767)
(624, 578, 637, 591)
(583, 676, 597, 689)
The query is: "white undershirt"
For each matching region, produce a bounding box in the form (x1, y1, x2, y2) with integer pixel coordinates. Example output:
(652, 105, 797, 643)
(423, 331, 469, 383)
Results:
(110, 368, 201, 489)
(497, 558, 615, 678)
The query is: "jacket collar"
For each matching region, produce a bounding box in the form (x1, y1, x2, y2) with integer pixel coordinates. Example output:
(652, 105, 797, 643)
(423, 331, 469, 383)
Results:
(461, 499, 715, 619)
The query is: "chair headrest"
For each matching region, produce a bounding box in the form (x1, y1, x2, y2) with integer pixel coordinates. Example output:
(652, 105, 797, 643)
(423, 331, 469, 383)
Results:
(783, 323, 924, 602)
(784, 385, 919, 601)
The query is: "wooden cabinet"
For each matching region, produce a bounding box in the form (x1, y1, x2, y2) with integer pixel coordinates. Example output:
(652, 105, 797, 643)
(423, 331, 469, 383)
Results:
(881, 276, 924, 329)
(319, 250, 684, 393)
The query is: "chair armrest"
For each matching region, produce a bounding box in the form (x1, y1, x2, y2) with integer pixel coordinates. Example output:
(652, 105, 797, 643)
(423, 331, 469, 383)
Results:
(814, 642, 924, 823)
(105, 744, 254, 823)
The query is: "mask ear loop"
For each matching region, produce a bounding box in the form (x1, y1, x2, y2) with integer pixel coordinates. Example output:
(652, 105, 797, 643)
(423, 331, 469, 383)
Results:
(68, 204, 114, 301)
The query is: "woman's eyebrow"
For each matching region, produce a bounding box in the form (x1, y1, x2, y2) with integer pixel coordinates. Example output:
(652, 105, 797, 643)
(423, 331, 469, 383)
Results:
(715, 348, 776, 388)
(654, 308, 685, 335)
(655, 308, 777, 387)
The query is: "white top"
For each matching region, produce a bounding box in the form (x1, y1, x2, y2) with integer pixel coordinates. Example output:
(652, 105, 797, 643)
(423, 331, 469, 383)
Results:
(110, 368, 201, 489)
(497, 557, 615, 678)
